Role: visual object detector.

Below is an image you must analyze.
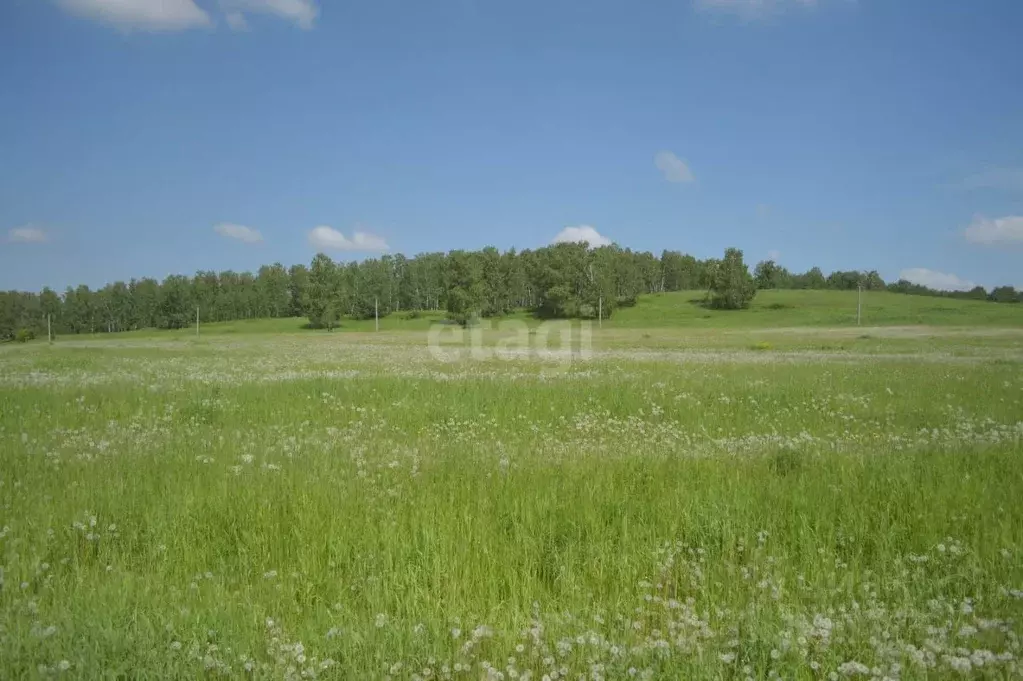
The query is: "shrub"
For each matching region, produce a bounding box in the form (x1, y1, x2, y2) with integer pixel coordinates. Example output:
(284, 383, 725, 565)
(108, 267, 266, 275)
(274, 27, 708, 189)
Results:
(15, 328, 35, 343)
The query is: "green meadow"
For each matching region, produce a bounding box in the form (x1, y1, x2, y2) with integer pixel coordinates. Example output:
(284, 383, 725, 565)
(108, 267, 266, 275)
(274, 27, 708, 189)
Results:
(57, 289, 1023, 339)
(1, 292, 1022, 679)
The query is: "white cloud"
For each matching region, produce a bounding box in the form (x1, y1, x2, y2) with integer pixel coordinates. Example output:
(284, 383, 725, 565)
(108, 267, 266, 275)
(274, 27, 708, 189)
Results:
(219, 0, 319, 29)
(963, 215, 1023, 246)
(57, 0, 212, 31)
(899, 268, 977, 292)
(960, 168, 1023, 193)
(551, 225, 612, 248)
(214, 222, 263, 243)
(308, 226, 389, 252)
(8, 226, 49, 244)
(654, 150, 695, 184)
(767, 249, 782, 261)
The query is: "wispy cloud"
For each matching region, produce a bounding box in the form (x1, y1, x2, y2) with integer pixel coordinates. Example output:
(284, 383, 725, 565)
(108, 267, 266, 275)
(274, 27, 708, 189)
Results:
(57, 0, 212, 31)
(654, 151, 695, 184)
(899, 268, 977, 292)
(960, 168, 1023, 193)
(8, 226, 49, 244)
(214, 222, 263, 244)
(552, 226, 612, 248)
(308, 226, 389, 252)
(57, 0, 319, 31)
(964, 215, 1023, 246)
(695, 0, 823, 20)
(219, 0, 319, 30)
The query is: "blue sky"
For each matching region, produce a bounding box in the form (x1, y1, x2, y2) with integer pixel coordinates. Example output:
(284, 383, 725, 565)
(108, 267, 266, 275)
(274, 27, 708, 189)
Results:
(1, 0, 1022, 293)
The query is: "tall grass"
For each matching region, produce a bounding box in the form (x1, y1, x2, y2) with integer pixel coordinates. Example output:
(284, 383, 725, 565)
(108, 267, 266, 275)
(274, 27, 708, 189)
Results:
(1, 333, 1021, 678)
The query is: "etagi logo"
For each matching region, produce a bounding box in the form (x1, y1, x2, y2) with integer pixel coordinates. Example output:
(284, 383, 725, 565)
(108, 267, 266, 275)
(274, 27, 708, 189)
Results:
(427, 319, 594, 369)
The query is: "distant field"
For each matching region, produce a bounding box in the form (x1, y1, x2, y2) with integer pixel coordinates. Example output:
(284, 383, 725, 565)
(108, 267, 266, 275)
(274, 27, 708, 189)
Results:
(2, 325, 1022, 678)
(49, 290, 1021, 342)
(616, 289, 1023, 328)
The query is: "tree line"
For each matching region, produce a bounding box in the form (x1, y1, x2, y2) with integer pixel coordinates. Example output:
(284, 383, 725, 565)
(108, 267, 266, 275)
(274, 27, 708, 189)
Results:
(2, 243, 1020, 341)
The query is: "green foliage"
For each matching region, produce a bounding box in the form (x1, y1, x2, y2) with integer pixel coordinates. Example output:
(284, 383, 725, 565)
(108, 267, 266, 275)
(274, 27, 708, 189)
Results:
(989, 285, 1020, 303)
(156, 275, 193, 329)
(710, 247, 757, 309)
(322, 303, 338, 331)
(444, 250, 487, 324)
(302, 253, 339, 329)
(801, 266, 826, 289)
(2, 242, 1019, 340)
(14, 327, 35, 343)
(754, 259, 781, 289)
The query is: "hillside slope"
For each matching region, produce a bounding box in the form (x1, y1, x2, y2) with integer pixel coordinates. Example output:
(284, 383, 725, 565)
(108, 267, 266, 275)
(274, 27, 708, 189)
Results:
(611, 289, 1023, 328)
(36, 289, 1023, 340)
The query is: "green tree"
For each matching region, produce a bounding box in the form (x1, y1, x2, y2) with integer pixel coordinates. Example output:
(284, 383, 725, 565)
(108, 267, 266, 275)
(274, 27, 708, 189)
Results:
(798, 267, 826, 289)
(754, 260, 781, 289)
(989, 286, 1019, 303)
(131, 278, 160, 329)
(288, 264, 309, 317)
(63, 285, 96, 334)
(39, 287, 61, 331)
(445, 250, 487, 324)
(157, 275, 194, 329)
(862, 270, 886, 291)
(0, 292, 43, 341)
(303, 253, 341, 328)
(257, 263, 290, 318)
(192, 271, 220, 322)
(965, 286, 988, 300)
(710, 248, 757, 310)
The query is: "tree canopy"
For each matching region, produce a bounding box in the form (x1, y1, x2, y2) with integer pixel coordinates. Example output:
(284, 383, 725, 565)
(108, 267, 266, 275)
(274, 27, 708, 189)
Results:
(2, 243, 1019, 342)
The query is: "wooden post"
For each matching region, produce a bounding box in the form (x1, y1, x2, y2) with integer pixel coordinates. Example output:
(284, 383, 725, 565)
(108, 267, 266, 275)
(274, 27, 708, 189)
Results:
(47, 314, 52, 343)
(375, 298, 379, 332)
(196, 306, 200, 337)
(598, 296, 602, 329)
(857, 284, 862, 326)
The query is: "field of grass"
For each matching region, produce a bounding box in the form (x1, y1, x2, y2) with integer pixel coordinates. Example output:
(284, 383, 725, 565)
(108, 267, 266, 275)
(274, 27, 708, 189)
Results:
(51, 290, 1023, 343)
(2, 321, 1022, 678)
(613, 290, 1023, 328)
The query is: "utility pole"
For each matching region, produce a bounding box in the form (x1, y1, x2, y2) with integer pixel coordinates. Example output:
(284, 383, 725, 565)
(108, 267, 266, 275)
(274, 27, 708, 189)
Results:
(857, 284, 862, 326)
(375, 297, 379, 332)
(196, 306, 200, 338)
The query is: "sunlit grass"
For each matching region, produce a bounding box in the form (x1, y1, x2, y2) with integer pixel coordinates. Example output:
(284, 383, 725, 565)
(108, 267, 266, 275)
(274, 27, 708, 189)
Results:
(1, 330, 1022, 678)
(45, 289, 1023, 343)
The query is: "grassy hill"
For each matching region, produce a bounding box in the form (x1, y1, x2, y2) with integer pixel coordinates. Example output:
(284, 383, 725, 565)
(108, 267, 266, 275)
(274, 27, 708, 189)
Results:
(612, 289, 1023, 328)
(48, 289, 1023, 341)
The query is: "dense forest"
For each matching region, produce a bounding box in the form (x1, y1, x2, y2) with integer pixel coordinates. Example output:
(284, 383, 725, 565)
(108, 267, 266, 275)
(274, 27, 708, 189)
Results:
(1, 242, 1020, 341)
